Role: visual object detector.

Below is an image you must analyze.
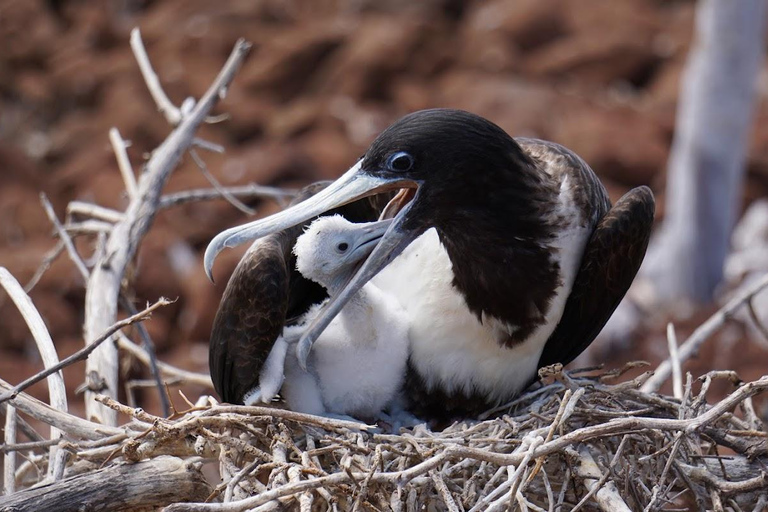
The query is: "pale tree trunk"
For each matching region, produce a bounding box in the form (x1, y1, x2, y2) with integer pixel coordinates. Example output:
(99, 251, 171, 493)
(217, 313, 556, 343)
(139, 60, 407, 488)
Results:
(646, 0, 767, 303)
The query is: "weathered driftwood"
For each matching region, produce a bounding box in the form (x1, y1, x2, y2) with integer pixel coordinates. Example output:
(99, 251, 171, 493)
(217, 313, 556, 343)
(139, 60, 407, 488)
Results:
(0, 456, 210, 511)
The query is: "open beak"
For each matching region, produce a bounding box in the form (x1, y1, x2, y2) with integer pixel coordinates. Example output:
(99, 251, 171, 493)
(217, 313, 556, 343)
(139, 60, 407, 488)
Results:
(327, 218, 393, 293)
(204, 160, 412, 281)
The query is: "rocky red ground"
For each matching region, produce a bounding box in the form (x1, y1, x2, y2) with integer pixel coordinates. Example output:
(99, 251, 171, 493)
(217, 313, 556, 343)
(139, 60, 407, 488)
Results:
(1, 0, 767, 417)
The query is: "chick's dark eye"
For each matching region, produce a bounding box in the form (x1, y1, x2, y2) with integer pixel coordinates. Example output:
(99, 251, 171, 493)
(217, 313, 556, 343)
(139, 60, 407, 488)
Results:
(337, 242, 349, 252)
(386, 151, 414, 172)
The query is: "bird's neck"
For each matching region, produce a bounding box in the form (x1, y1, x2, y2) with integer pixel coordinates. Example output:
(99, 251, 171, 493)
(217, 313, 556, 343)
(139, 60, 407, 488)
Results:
(432, 173, 563, 347)
(329, 286, 375, 343)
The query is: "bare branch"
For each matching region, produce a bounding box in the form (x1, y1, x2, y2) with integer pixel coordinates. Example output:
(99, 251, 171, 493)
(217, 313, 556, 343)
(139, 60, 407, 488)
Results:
(118, 295, 170, 417)
(40, 193, 89, 282)
(23, 240, 65, 293)
(680, 462, 768, 495)
(0, 298, 172, 405)
(0, 267, 69, 477)
(66, 202, 124, 224)
(189, 149, 256, 215)
(0, 378, 123, 440)
(642, 273, 768, 393)
(158, 184, 297, 210)
(0, 456, 211, 510)
(667, 323, 683, 400)
(0, 404, 43, 443)
(192, 138, 225, 153)
(116, 335, 213, 388)
(130, 29, 183, 125)
(567, 445, 631, 512)
(4, 405, 17, 495)
(83, 36, 251, 425)
(109, 128, 138, 199)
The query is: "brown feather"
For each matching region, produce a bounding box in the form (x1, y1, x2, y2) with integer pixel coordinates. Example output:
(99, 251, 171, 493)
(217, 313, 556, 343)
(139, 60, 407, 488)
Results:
(538, 185, 655, 368)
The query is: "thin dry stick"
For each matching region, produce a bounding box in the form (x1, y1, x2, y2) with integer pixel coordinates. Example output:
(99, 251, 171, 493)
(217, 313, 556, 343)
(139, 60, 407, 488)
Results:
(568, 445, 631, 512)
(0, 378, 123, 440)
(23, 240, 65, 293)
(109, 128, 137, 199)
(0, 298, 171, 405)
(1, 439, 60, 454)
(118, 295, 170, 418)
(643, 432, 685, 512)
(0, 267, 68, 478)
(189, 149, 255, 215)
(3, 405, 17, 495)
(66, 202, 124, 223)
(224, 460, 262, 502)
(679, 463, 768, 494)
(40, 193, 88, 281)
(528, 389, 576, 484)
(667, 323, 683, 400)
(130, 28, 226, 127)
(64, 220, 114, 236)
(642, 273, 768, 393)
(130, 28, 183, 126)
(82, 34, 251, 425)
(192, 138, 225, 153)
(197, 405, 375, 432)
(0, 404, 43, 444)
(746, 298, 768, 346)
(158, 184, 296, 210)
(115, 335, 212, 388)
(431, 470, 460, 512)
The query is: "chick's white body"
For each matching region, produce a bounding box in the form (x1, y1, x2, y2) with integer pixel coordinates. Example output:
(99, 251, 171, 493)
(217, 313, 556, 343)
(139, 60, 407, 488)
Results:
(250, 216, 410, 421)
(282, 285, 409, 419)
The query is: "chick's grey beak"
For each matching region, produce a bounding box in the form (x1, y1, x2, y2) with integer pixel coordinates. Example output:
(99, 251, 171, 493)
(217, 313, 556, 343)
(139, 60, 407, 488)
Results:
(204, 161, 404, 281)
(349, 218, 393, 261)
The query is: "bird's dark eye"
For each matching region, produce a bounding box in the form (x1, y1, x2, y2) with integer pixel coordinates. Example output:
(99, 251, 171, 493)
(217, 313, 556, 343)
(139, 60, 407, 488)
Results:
(386, 151, 414, 172)
(337, 242, 349, 252)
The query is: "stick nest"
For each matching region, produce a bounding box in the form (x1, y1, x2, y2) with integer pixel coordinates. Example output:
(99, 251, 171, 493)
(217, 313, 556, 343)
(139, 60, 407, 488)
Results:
(13, 363, 762, 512)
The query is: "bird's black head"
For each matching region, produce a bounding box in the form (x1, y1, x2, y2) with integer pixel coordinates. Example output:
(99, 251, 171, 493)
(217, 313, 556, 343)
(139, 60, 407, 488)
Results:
(361, 109, 531, 185)
(359, 109, 546, 235)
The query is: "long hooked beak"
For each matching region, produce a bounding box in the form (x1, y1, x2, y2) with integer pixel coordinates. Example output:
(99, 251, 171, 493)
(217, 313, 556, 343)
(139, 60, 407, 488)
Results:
(295, 197, 422, 370)
(203, 160, 409, 281)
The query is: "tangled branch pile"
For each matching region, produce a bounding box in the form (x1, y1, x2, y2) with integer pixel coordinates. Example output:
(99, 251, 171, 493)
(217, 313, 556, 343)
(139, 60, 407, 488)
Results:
(2, 27, 768, 512)
(2, 365, 768, 510)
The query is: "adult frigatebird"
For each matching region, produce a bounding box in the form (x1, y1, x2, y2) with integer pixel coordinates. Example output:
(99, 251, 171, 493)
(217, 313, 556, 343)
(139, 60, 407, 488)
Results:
(206, 108, 655, 421)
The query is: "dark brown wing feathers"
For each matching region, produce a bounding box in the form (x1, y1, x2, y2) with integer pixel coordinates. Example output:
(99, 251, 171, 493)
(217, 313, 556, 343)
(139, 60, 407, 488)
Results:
(538, 185, 655, 369)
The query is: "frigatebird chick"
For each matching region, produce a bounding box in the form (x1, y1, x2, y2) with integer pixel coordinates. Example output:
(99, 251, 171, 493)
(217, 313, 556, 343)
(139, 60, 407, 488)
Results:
(245, 215, 410, 422)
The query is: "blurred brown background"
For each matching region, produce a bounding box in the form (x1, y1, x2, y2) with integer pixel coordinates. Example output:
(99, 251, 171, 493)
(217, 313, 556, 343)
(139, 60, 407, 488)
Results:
(1, 0, 768, 416)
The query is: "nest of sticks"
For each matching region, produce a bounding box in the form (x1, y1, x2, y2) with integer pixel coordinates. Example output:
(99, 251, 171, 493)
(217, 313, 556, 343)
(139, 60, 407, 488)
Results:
(2, 28, 768, 512)
(3, 363, 768, 511)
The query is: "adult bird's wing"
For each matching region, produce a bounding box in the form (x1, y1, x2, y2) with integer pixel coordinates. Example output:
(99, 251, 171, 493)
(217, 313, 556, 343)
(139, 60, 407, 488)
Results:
(538, 185, 655, 369)
(209, 182, 390, 404)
